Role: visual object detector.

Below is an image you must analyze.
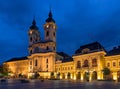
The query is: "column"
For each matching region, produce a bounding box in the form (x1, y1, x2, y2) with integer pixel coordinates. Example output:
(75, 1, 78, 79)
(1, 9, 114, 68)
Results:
(81, 72, 84, 81)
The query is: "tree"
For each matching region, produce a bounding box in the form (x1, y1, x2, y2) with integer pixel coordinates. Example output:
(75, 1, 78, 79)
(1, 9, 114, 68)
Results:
(102, 67, 111, 80)
(102, 67, 110, 75)
(2, 63, 11, 76)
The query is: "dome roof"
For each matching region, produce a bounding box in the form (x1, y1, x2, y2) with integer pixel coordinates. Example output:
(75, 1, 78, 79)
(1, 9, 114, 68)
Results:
(30, 19, 38, 30)
(46, 10, 55, 23)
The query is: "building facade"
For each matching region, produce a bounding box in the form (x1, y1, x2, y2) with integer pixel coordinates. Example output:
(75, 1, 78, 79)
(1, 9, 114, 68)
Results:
(3, 11, 120, 81)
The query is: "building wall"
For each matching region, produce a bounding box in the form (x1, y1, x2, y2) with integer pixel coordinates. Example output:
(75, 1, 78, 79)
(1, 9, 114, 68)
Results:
(3, 52, 120, 81)
(28, 52, 56, 78)
(55, 61, 75, 79)
(3, 60, 29, 77)
(105, 55, 120, 80)
(54, 51, 106, 81)
(28, 42, 56, 54)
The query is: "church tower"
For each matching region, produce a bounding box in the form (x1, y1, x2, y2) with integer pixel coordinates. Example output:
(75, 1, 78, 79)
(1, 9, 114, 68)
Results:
(44, 10, 57, 42)
(28, 18, 40, 46)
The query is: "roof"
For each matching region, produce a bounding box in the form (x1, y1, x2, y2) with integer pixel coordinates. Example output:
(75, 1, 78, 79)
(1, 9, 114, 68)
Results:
(46, 11, 55, 23)
(75, 42, 105, 55)
(107, 46, 120, 56)
(5, 56, 28, 62)
(29, 19, 38, 30)
(57, 52, 73, 62)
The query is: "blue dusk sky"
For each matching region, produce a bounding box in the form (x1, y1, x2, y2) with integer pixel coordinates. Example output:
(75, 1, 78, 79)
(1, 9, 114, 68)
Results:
(0, 0, 120, 63)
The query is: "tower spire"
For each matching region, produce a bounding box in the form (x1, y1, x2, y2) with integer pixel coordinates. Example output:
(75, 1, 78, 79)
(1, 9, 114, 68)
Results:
(49, 5, 52, 18)
(30, 16, 38, 30)
(46, 7, 55, 23)
(32, 16, 36, 25)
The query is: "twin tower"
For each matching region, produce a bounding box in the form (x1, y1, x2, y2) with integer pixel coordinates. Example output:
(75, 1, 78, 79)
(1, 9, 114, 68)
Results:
(28, 11, 57, 55)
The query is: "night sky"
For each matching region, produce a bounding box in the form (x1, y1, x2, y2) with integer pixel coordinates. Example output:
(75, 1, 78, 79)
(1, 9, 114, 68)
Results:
(0, 0, 120, 64)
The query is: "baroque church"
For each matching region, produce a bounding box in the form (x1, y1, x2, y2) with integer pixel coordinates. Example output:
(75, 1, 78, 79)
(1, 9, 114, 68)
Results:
(3, 10, 120, 81)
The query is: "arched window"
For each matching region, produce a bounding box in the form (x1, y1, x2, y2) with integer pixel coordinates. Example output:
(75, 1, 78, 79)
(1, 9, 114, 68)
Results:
(30, 61, 32, 65)
(46, 46, 49, 50)
(83, 60, 89, 67)
(92, 58, 97, 67)
(34, 47, 39, 53)
(30, 37, 32, 42)
(77, 61, 81, 68)
(46, 59, 48, 63)
(53, 47, 56, 51)
(53, 32, 55, 37)
(35, 60, 37, 66)
(30, 50, 32, 54)
(46, 31, 49, 37)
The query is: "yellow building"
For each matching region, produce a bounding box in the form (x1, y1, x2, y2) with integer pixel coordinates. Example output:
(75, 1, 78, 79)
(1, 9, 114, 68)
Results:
(105, 47, 120, 81)
(3, 57, 28, 78)
(3, 10, 120, 81)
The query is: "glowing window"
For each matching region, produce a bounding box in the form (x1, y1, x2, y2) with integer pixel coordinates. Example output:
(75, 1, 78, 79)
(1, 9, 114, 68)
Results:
(83, 60, 89, 67)
(46, 25, 49, 28)
(35, 60, 37, 66)
(77, 61, 81, 68)
(113, 62, 116, 67)
(46, 59, 48, 63)
(107, 63, 110, 67)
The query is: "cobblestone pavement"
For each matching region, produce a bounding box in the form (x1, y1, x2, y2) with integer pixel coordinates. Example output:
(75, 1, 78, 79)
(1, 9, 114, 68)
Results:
(0, 79, 120, 89)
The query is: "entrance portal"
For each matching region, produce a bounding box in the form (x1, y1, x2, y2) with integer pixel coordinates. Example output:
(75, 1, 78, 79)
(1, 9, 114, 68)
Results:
(84, 72, 89, 81)
(92, 71, 97, 80)
(76, 72, 81, 79)
(117, 71, 120, 82)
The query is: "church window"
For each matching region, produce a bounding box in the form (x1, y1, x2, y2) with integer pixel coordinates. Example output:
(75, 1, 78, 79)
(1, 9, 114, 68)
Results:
(107, 63, 110, 67)
(83, 60, 89, 67)
(53, 47, 55, 50)
(92, 58, 97, 67)
(46, 65, 48, 68)
(46, 59, 48, 63)
(46, 46, 49, 50)
(46, 25, 49, 28)
(46, 31, 49, 37)
(77, 61, 81, 68)
(35, 60, 38, 66)
(113, 62, 116, 67)
(30, 61, 32, 65)
(30, 50, 32, 54)
(53, 32, 55, 37)
(30, 37, 32, 42)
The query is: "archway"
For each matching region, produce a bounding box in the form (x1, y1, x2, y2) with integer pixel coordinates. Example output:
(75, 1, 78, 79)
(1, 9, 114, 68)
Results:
(62, 73, 65, 79)
(84, 71, 89, 81)
(117, 71, 120, 82)
(56, 72, 60, 79)
(76, 72, 81, 79)
(92, 71, 97, 80)
(67, 72, 71, 79)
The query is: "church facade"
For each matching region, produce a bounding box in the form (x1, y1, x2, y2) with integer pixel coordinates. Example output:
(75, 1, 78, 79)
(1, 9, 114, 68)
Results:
(3, 11, 120, 81)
